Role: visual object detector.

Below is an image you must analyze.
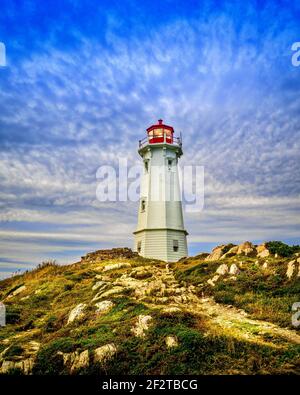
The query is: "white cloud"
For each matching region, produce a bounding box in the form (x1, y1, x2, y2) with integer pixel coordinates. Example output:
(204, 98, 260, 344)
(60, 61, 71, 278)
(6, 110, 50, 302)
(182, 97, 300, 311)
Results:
(0, 10, 299, 277)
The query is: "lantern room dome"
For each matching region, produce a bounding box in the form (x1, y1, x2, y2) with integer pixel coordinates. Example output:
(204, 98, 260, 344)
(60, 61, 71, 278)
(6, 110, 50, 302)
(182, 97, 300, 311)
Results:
(146, 119, 174, 134)
(139, 119, 182, 153)
(146, 119, 174, 145)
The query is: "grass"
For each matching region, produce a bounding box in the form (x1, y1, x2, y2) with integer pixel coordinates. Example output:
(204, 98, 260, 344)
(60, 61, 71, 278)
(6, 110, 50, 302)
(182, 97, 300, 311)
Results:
(1, 249, 300, 375)
(175, 255, 300, 328)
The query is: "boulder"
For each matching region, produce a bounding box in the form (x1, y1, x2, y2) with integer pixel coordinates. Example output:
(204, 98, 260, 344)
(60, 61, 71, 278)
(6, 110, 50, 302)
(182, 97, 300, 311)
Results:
(0, 360, 15, 373)
(216, 264, 229, 275)
(67, 303, 86, 324)
(59, 350, 89, 373)
(286, 261, 295, 279)
(131, 315, 153, 337)
(103, 262, 131, 272)
(93, 344, 117, 364)
(256, 243, 270, 258)
(95, 300, 114, 314)
(7, 285, 26, 299)
(130, 269, 153, 280)
(205, 245, 226, 261)
(220, 246, 239, 259)
(165, 336, 178, 348)
(237, 241, 256, 256)
(0, 358, 34, 374)
(72, 350, 89, 373)
(95, 286, 125, 300)
(207, 275, 220, 287)
(229, 264, 240, 275)
(207, 279, 215, 287)
(16, 358, 34, 375)
(212, 275, 220, 282)
(92, 281, 107, 291)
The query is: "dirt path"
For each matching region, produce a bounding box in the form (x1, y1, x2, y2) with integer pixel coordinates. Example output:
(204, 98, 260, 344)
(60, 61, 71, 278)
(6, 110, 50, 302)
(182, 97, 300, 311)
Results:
(138, 266, 300, 347)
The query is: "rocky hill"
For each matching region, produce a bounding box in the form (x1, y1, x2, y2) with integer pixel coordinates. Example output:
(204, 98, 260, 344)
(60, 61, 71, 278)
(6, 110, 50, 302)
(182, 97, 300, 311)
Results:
(0, 243, 299, 375)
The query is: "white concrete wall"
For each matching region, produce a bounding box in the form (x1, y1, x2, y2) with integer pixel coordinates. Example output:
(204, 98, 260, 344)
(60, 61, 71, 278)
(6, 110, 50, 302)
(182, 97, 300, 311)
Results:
(134, 229, 188, 262)
(134, 142, 188, 262)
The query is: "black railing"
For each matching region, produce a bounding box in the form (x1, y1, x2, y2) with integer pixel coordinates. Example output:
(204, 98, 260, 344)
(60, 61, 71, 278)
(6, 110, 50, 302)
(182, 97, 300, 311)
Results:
(139, 133, 182, 149)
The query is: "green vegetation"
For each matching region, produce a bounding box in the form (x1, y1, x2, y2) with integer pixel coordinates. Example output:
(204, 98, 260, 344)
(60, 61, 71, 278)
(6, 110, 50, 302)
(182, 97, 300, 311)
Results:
(175, 254, 300, 328)
(266, 241, 300, 257)
(3, 344, 24, 358)
(0, 245, 299, 375)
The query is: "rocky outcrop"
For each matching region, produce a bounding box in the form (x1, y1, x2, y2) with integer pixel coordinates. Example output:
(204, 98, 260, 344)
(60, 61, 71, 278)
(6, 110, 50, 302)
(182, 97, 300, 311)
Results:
(286, 261, 295, 279)
(131, 315, 153, 337)
(58, 344, 117, 373)
(237, 241, 256, 256)
(205, 245, 226, 261)
(216, 264, 229, 275)
(205, 242, 257, 261)
(229, 264, 240, 275)
(58, 349, 89, 373)
(256, 243, 270, 258)
(92, 281, 107, 291)
(130, 267, 153, 279)
(94, 286, 125, 300)
(207, 263, 241, 287)
(207, 275, 220, 287)
(0, 340, 40, 374)
(6, 285, 26, 299)
(67, 303, 86, 324)
(0, 358, 34, 374)
(93, 344, 117, 364)
(165, 336, 178, 348)
(220, 246, 239, 259)
(95, 300, 114, 314)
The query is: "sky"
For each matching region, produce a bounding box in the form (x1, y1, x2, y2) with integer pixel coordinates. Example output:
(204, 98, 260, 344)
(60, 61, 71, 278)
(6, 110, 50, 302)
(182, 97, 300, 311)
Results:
(0, 0, 300, 279)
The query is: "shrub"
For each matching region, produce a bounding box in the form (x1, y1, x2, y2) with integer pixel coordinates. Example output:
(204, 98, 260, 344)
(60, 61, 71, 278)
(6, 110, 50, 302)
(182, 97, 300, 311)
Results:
(63, 283, 74, 291)
(222, 244, 236, 254)
(36, 260, 58, 270)
(44, 316, 58, 333)
(6, 306, 21, 324)
(266, 241, 300, 257)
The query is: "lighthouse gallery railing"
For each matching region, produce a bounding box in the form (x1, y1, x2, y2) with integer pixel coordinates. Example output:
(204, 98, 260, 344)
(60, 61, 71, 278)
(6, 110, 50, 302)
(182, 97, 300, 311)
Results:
(139, 133, 182, 149)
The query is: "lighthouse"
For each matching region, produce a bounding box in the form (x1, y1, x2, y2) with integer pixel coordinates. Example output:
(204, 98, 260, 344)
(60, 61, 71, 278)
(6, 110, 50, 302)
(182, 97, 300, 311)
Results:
(134, 119, 188, 262)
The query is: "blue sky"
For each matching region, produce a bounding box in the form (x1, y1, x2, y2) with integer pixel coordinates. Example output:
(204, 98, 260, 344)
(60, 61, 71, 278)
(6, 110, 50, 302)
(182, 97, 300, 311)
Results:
(0, 0, 300, 279)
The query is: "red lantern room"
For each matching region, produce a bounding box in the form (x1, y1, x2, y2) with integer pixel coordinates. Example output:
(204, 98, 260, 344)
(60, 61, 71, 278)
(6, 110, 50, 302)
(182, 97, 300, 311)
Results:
(138, 119, 182, 153)
(146, 119, 174, 144)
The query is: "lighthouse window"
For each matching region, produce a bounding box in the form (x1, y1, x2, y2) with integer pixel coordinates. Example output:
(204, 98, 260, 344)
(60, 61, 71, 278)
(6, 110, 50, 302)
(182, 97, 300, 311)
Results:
(137, 241, 142, 253)
(173, 240, 179, 252)
(168, 159, 172, 170)
(144, 161, 149, 173)
(141, 199, 146, 212)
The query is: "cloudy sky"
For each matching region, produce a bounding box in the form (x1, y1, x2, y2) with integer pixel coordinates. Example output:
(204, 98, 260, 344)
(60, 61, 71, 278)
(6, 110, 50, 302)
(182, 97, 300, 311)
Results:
(0, 0, 299, 279)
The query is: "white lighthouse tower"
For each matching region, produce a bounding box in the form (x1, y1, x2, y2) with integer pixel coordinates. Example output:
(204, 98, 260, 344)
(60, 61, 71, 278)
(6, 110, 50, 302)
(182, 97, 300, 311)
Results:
(134, 119, 188, 262)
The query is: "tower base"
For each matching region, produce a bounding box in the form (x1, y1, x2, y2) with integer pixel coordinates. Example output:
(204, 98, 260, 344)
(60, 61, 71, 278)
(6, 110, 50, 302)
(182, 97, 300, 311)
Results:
(134, 228, 188, 262)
